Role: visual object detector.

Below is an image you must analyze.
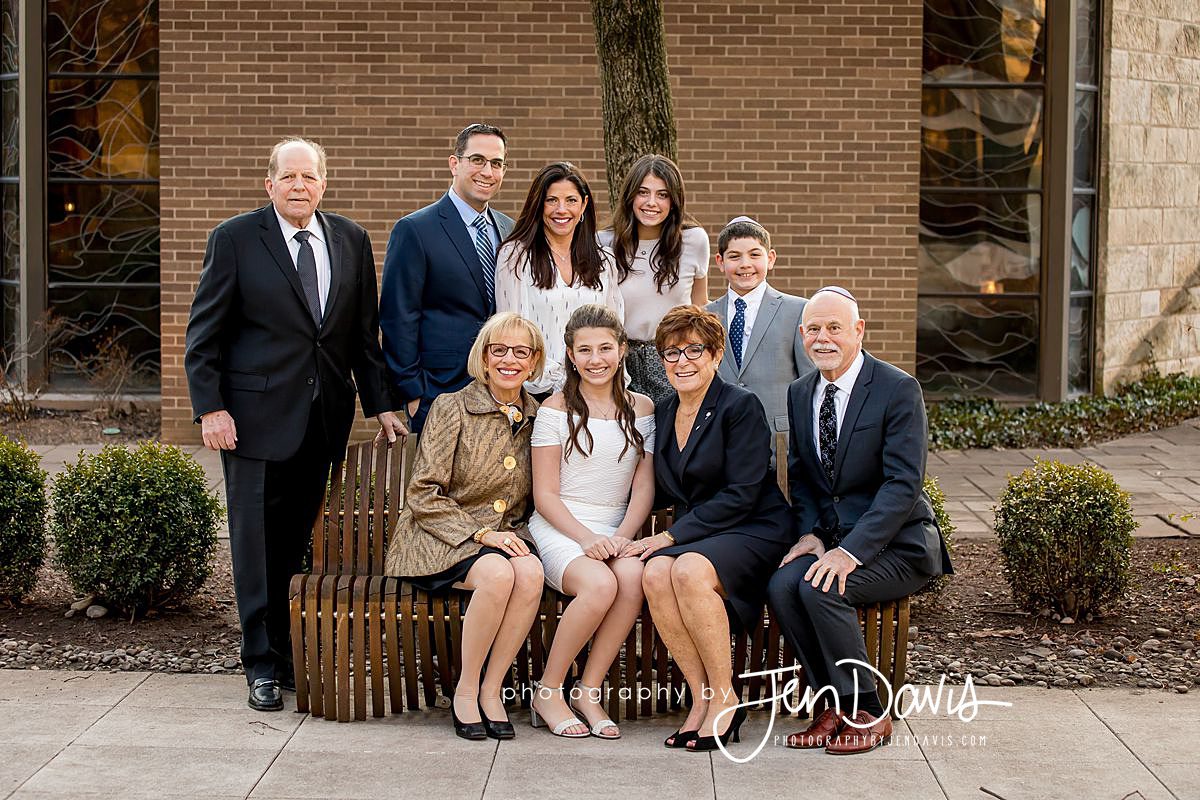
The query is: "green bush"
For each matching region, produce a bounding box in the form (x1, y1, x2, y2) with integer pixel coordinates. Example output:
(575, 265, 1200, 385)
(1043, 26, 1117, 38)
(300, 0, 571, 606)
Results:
(995, 459, 1135, 619)
(918, 475, 955, 595)
(928, 370, 1200, 451)
(51, 442, 222, 617)
(0, 436, 48, 601)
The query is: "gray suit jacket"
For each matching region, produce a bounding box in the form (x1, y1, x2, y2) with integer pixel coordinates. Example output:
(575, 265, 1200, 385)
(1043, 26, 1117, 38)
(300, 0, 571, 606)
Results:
(707, 283, 811, 432)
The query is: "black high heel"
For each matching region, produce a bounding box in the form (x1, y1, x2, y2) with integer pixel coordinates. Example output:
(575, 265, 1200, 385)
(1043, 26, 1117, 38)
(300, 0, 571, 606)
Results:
(480, 702, 515, 740)
(687, 706, 747, 752)
(664, 728, 700, 748)
(452, 700, 487, 741)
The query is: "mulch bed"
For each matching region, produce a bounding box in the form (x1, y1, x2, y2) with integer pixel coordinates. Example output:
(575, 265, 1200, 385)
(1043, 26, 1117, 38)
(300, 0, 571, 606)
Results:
(2, 407, 162, 446)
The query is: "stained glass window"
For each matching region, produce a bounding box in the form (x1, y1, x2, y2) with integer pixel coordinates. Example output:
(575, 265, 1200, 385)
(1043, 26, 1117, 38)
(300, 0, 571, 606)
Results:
(919, 0, 1047, 398)
(1070, 0, 1100, 394)
(45, 0, 159, 389)
(0, 0, 17, 362)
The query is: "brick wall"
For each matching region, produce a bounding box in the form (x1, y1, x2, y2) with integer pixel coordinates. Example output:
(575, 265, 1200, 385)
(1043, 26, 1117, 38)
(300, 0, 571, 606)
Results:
(1100, 1, 1200, 387)
(160, 0, 922, 444)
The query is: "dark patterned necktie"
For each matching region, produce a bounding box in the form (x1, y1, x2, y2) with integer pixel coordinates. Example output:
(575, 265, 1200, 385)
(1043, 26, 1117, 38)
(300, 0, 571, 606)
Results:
(819, 383, 838, 484)
(730, 297, 746, 369)
(293, 230, 322, 325)
(473, 213, 497, 303)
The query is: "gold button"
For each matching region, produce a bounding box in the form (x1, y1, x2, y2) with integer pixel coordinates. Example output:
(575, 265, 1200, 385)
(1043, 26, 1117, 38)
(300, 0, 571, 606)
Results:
(503, 456, 517, 470)
(511, 409, 523, 423)
(493, 499, 507, 514)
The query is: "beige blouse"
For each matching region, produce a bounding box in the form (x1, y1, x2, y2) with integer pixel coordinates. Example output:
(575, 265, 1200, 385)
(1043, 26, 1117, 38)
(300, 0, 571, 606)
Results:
(384, 380, 539, 578)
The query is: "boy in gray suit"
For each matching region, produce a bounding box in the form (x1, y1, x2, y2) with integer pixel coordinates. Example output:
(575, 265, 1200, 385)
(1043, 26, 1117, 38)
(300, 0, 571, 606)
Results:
(706, 217, 811, 433)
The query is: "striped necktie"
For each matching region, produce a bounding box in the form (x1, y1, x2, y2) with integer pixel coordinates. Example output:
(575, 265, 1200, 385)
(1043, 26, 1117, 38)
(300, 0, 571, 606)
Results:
(472, 213, 496, 304)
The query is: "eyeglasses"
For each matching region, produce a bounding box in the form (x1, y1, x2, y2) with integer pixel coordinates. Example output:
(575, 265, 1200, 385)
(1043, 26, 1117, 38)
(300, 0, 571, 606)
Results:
(660, 343, 708, 363)
(487, 343, 534, 360)
(460, 154, 508, 171)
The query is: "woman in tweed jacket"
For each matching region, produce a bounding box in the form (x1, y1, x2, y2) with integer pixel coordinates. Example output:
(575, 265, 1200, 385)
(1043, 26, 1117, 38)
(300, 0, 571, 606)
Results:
(384, 312, 546, 741)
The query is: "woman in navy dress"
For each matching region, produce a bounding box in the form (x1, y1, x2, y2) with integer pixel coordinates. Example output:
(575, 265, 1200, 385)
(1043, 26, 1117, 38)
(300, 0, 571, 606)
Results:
(632, 305, 793, 752)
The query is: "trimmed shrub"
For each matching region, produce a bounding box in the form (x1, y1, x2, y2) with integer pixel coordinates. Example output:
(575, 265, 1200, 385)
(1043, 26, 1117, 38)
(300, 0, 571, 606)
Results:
(51, 442, 222, 617)
(928, 370, 1200, 451)
(0, 435, 48, 601)
(918, 475, 956, 595)
(995, 459, 1135, 619)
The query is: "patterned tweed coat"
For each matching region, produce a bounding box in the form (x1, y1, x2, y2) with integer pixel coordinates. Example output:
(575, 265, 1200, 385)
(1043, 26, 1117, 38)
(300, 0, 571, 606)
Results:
(384, 380, 539, 577)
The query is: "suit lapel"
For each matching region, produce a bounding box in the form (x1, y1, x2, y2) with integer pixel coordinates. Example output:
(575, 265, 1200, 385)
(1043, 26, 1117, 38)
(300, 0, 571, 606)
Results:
(437, 194, 490, 306)
(317, 211, 342, 329)
(677, 376, 725, 476)
(740, 287, 782, 375)
(797, 370, 825, 482)
(708, 299, 737, 382)
(258, 207, 315, 328)
(832, 353, 875, 483)
(655, 394, 688, 501)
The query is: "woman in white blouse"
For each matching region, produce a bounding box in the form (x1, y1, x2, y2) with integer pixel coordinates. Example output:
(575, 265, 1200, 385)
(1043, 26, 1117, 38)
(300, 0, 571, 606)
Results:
(599, 154, 709, 403)
(495, 162, 624, 399)
(527, 304, 654, 739)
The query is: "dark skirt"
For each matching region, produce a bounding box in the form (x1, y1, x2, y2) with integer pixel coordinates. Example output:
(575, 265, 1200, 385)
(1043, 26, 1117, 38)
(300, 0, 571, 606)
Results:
(649, 532, 791, 633)
(625, 341, 674, 405)
(404, 546, 513, 593)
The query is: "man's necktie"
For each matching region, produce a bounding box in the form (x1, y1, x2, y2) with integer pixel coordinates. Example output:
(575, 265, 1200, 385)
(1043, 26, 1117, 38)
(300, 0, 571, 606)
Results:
(819, 383, 838, 485)
(293, 230, 322, 325)
(730, 297, 746, 369)
(473, 213, 497, 304)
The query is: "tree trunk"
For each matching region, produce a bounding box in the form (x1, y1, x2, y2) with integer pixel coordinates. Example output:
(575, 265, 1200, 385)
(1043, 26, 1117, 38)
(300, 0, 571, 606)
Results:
(591, 0, 677, 211)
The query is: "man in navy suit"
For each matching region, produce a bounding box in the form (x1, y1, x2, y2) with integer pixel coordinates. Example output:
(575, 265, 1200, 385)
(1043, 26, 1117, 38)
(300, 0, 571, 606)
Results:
(379, 123, 515, 432)
(185, 137, 405, 711)
(767, 287, 952, 755)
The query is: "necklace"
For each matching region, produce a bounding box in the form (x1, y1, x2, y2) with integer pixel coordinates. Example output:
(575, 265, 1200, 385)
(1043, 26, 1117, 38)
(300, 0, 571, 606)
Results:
(488, 389, 524, 424)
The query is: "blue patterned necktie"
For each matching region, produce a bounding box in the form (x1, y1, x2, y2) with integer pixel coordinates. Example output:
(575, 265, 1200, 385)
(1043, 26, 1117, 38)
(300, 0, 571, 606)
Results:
(730, 297, 746, 369)
(819, 383, 838, 485)
(472, 213, 497, 303)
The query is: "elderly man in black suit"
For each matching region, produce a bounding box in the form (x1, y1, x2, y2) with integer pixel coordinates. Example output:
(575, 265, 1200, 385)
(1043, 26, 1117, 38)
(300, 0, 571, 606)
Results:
(768, 286, 952, 755)
(185, 137, 405, 711)
(379, 123, 515, 433)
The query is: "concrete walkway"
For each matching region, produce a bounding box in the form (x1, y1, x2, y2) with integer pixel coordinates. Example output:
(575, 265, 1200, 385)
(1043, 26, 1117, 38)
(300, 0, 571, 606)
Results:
(1, 670, 1196, 800)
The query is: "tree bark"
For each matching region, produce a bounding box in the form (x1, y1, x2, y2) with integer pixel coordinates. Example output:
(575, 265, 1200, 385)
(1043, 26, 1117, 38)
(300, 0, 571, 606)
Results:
(591, 0, 677, 211)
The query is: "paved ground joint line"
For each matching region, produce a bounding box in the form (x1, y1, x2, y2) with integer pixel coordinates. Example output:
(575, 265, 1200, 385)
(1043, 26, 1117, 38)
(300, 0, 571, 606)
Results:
(242, 709, 309, 800)
(4, 672, 151, 800)
(1075, 690, 1180, 800)
(906, 720, 953, 800)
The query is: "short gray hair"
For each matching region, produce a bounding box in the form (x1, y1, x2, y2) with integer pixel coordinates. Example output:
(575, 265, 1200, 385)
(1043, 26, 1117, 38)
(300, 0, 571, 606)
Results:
(267, 137, 327, 180)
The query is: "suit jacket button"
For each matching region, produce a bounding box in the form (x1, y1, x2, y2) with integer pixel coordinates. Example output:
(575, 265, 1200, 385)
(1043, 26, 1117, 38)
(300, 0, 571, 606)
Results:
(833, 496, 840, 503)
(306, 377, 315, 385)
(739, 382, 746, 387)
(316, 341, 322, 349)
(493, 499, 507, 513)
(503, 456, 517, 470)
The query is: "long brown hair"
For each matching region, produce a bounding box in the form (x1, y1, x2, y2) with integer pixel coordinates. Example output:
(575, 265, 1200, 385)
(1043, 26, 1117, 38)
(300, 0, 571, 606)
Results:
(610, 154, 698, 291)
(502, 162, 605, 291)
(561, 304, 644, 462)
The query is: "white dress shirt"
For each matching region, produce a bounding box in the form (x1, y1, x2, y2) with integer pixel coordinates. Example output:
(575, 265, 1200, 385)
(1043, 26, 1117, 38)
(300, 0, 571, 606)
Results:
(725, 280, 769, 356)
(275, 209, 331, 314)
(809, 349, 866, 564)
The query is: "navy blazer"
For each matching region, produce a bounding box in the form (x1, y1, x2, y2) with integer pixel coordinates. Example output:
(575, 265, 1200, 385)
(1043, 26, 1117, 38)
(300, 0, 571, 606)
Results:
(655, 376, 793, 546)
(786, 352, 953, 577)
(379, 192, 514, 431)
(184, 205, 391, 462)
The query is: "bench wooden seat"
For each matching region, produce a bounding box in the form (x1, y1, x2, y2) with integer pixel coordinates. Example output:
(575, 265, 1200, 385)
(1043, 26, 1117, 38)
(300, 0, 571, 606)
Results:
(290, 437, 911, 722)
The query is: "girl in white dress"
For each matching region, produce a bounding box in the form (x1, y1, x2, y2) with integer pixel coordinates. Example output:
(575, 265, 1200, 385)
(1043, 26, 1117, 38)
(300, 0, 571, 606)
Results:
(496, 162, 624, 399)
(598, 154, 709, 403)
(527, 304, 655, 739)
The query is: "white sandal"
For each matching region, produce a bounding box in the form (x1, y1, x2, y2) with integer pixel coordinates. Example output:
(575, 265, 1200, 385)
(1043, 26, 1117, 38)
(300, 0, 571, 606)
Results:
(529, 681, 589, 738)
(570, 680, 620, 739)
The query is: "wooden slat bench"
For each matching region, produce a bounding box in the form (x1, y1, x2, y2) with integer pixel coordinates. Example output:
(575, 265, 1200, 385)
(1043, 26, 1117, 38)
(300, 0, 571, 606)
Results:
(290, 435, 911, 722)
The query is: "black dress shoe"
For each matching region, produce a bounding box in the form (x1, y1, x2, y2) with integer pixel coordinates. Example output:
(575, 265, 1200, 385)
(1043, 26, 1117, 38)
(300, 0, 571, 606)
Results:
(248, 678, 284, 711)
(480, 703, 515, 740)
(452, 702, 487, 741)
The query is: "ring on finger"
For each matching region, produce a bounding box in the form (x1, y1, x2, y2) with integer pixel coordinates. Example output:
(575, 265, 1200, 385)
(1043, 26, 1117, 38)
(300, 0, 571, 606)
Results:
(502, 537, 512, 546)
